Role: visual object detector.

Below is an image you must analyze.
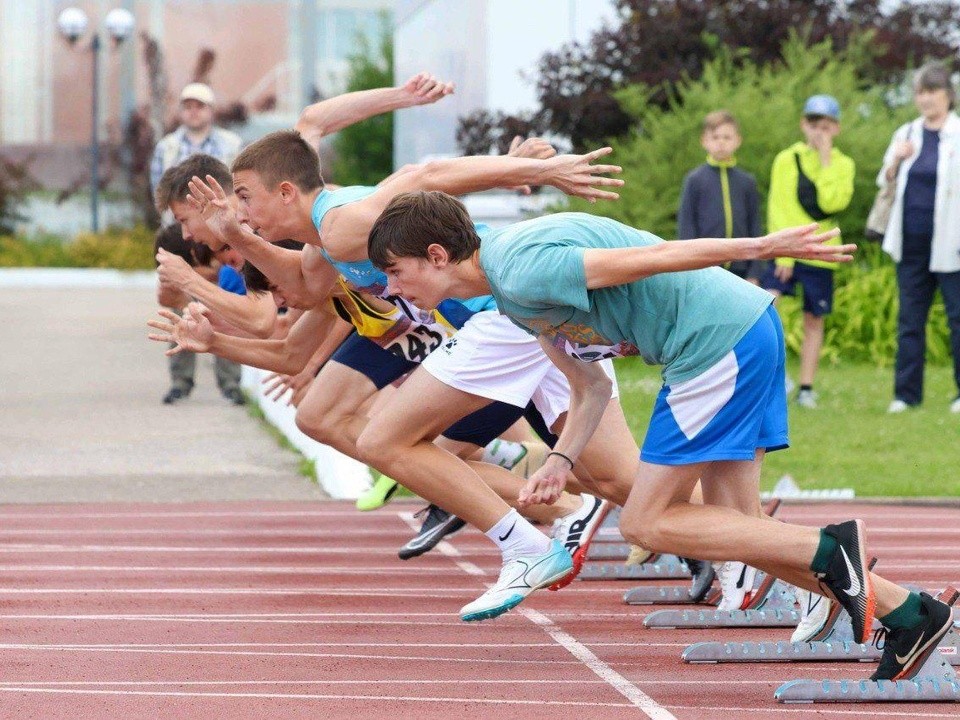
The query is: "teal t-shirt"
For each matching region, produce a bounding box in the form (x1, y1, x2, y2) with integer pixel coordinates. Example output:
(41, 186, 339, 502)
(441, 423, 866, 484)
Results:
(479, 212, 773, 385)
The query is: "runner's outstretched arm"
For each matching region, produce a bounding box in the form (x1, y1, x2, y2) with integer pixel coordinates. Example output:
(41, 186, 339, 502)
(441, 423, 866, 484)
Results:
(295, 72, 454, 149)
(148, 302, 345, 376)
(582, 225, 855, 289)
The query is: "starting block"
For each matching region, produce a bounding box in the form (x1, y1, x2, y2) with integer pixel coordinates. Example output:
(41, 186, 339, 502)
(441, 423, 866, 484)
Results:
(585, 542, 633, 561)
(580, 554, 690, 581)
(644, 576, 799, 628)
(775, 586, 960, 704)
(624, 584, 721, 606)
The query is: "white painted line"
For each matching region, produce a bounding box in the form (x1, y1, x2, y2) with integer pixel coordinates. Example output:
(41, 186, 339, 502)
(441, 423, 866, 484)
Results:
(0, 687, 632, 707)
(520, 608, 676, 720)
(1, 679, 607, 686)
(0, 565, 472, 574)
(0, 528, 429, 537)
(0, 646, 583, 664)
(0, 641, 688, 650)
(0, 510, 402, 519)
(0, 544, 469, 554)
(413, 511, 677, 720)
(0, 587, 478, 597)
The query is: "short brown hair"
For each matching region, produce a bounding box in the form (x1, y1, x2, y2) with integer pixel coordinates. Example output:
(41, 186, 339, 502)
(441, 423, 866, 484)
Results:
(155, 154, 232, 213)
(915, 62, 957, 109)
(232, 130, 324, 192)
(368, 191, 479, 268)
(702, 110, 739, 134)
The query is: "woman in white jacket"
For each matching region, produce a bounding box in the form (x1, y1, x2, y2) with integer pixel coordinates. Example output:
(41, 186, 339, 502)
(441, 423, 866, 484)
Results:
(878, 62, 960, 414)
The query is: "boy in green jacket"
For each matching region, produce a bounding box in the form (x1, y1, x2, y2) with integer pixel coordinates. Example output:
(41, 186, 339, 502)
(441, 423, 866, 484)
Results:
(764, 95, 855, 408)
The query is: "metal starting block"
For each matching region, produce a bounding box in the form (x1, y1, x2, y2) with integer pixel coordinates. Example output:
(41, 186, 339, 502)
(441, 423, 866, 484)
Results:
(624, 584, 721, 606)
(775, 586, 960, 703)
(644, 577, 799, 628)
(580, 555, 690, 581)
(586, 542, 633, 561)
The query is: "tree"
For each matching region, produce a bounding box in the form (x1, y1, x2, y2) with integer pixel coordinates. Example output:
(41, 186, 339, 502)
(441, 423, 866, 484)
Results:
(330, 18, 394, 186)
(458, 0, 960, 151)
(0, 155, 38, 235)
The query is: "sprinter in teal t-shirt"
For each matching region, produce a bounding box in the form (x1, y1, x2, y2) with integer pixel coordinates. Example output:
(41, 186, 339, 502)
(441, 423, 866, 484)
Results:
(367, 190, 955, 682)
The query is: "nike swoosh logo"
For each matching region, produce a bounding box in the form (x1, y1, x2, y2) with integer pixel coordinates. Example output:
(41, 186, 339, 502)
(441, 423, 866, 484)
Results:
(839, 546, 862, 597)
(735, 564, 748, 590)
(498, 522, 517, 542)
(895, 633, 925, 665)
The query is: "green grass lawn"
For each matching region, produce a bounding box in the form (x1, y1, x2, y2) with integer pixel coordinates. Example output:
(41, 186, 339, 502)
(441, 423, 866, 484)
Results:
(613, 358, 960, 497)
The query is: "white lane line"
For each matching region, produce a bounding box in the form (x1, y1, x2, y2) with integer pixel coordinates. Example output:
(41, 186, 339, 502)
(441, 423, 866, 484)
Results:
(0, 646, 583, 664)
(397, 511, 485, 576)
(400, 512, 677, 720)
(520, 608, 676, 720)
(0, 587, 479, 596)
(0, 688, 631, 707)
(2, 560, 959, 572)
(0, 565, 473, 574)
(0, 511, 400, 519)
(0, 529, 430, 538)
(0, 545, 407, 553)
(0, 611, 633, 620)
(0, 641, 688, 650)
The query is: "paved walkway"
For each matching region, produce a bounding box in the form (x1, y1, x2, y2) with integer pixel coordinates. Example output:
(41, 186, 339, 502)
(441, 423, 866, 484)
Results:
(0, 286, 324, 503)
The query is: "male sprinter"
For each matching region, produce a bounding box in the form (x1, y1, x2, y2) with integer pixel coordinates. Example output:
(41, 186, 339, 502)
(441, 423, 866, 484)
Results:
(366, 193, 954, 681)
(152, 153, 601, 555)
(178, 135, 641, 612)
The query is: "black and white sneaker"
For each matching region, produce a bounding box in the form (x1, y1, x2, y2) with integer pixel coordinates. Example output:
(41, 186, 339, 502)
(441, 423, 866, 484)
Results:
(815, 519, 874, 643)
(869, 592, 953, 681)
(682, 558, 716, 603)
(398, 504, 466, 560)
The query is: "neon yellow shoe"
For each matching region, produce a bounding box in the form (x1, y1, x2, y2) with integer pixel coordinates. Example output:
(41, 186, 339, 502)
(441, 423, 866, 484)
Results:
(355, 472, 412, 511)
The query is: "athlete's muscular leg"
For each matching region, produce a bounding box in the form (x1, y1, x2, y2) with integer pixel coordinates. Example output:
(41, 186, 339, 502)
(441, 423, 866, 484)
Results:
(436, 437, 581, 524)
(552, 398, 638, 507)
(295, 360, 378, 456)
(357, 367, 534, 531)
(618, 457, 909, 615)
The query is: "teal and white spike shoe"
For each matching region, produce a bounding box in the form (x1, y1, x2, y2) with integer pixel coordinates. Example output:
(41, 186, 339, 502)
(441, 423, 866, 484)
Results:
(459, 539, 573, 622)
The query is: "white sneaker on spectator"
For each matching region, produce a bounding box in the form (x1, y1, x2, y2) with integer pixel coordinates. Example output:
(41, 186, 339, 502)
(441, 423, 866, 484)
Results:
(791, 588, 833, 642)
(796, 389, 818, 409)
(887, 399, 910, 414)
(712, 561, 757, 611)
(950, 397, 960, 414)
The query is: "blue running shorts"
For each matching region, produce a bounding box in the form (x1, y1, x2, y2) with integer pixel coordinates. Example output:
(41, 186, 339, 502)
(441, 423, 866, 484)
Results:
(640, 304, 789, 465)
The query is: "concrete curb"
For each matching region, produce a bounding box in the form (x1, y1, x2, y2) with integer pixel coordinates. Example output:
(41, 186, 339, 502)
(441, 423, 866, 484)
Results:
(241, 366, 372, 500)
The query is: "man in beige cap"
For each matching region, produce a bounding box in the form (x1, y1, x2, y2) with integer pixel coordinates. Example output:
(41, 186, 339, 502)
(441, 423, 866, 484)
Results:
(151, 83, 244, 405)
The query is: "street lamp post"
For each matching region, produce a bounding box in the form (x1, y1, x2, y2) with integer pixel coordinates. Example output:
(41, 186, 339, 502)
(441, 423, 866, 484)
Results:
(57, 6, 135, 233)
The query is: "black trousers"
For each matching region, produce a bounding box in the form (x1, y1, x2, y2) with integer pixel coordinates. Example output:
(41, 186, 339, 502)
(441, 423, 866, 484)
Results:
(894, 236, 960, 404)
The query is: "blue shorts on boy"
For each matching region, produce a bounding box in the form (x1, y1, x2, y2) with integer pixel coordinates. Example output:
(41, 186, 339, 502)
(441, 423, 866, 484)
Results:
(761, 262, 834, 316)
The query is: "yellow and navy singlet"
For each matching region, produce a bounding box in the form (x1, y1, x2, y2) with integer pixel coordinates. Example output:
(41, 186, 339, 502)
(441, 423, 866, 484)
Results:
(312, 186, 497, 362)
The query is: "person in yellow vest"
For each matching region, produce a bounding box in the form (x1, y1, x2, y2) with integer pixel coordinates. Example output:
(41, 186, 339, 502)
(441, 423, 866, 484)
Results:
(762, 95, 855, 409)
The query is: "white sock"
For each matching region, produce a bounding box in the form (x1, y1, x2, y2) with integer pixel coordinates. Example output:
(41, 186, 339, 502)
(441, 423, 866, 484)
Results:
(485, 509, 551, 563)
(481, 439, 528, 469)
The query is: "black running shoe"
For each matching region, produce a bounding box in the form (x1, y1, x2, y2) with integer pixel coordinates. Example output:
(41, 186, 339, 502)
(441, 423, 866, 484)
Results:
(682, 558, 716, 603)
(398, 505, 466, 560)
(815, 519, 874, 643)
(869, 592, 953, 681)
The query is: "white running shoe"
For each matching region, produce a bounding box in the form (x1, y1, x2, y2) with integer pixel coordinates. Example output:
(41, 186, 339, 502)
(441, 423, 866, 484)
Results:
(796, 389, 818, 409)
(548, 494, 611, 590)
(459, 539, 573, 622)
(791, 588, 834, 642)
(712, 561, 758, 611)
(887, 399, 910, 414)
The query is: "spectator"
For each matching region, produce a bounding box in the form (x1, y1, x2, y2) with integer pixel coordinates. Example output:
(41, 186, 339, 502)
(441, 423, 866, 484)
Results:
(763, 95, 855, 409)
(878, 63, 960, 414)
(150, 83, 243, 225)
(677, 110, 765, 284)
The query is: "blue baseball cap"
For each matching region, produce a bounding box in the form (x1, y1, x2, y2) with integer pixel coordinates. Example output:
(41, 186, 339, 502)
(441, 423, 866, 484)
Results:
(803, 94, 841, 121)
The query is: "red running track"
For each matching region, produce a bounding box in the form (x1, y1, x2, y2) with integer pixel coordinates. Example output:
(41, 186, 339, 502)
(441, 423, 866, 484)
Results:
(0, 500, 957, 720)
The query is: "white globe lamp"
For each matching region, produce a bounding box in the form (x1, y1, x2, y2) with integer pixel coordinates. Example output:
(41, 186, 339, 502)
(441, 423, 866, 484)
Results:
(104, 8, 136, 42)
(56, 7, 89, 43)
